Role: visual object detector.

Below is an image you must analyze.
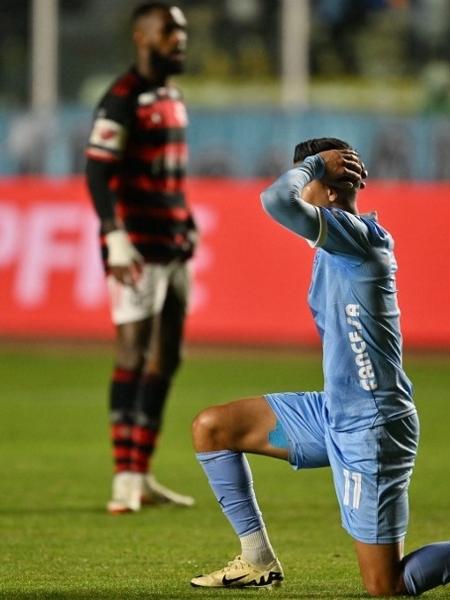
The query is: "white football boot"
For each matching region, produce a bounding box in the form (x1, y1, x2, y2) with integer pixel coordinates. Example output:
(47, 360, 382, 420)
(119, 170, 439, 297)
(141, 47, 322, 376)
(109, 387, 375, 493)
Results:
(141, 474, 195, 507)
(107, 472, 143, 514)
(190, 555, 284, 588)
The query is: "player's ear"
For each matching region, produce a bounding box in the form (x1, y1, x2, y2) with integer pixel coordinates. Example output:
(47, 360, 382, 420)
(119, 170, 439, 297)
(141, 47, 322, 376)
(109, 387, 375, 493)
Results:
(327, 186, 338, 204)
(133, 27, 142, 46)
(133, 22, 147, 47)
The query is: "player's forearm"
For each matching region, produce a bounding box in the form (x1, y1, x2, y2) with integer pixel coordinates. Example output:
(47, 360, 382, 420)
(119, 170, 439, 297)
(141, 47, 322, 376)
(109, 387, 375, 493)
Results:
(260, 155, 324, 241)
(85, 158, 120, 233)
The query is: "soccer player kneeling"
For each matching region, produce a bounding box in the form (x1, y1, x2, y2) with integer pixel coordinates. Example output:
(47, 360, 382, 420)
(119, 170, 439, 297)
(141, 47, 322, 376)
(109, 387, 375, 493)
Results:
(190, 138, 450, 595)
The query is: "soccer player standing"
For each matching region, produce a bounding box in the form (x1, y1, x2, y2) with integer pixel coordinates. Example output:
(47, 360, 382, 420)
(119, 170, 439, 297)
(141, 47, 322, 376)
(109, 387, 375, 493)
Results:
(190, 139, 450, 594)
(86, 3, 196, 513)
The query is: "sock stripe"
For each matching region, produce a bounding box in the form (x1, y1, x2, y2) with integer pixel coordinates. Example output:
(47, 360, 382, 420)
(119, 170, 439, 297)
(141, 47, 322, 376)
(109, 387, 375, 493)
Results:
(129, 425, 159, 473)
(114, 461, 131, 473)
(130, 448, 151, 473)
(112, 367, 140, 383)
(132, 425, 158, 445)
(111, 423, 132, 440)
(111, 422, 133, 472)
(113, 446, 132, 459)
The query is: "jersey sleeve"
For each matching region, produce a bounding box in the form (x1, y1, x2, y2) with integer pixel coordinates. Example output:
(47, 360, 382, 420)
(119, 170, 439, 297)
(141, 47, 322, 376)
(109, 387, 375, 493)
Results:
(260, 155, 324, 243)
(85, 88, 130, 163)
(85, 80, 133, 225)
(261, 154, 373, 259)
(315, 207, 371, 257)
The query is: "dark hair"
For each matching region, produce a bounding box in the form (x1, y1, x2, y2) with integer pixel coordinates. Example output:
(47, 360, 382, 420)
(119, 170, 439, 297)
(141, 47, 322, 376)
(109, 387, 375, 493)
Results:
(293, 137, 352, 163)
(132, 2, 169, 23)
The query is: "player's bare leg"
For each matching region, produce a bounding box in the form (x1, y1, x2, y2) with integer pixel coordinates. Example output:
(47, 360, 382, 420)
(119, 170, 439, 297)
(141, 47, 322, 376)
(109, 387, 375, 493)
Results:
(193, 396, 288, 459)
(355, 540, 406, 596)
(191, 397, 286, 588)
(356, 536, 450, 596)
(356, 541, 450, 596)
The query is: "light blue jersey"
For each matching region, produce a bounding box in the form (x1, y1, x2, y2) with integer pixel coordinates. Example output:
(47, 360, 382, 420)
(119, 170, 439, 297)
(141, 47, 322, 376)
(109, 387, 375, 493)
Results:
(261, 155, 416, 432)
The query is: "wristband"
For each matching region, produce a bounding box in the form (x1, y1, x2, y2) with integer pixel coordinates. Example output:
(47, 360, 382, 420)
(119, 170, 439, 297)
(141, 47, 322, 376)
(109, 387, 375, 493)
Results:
(105, 230, 142, 266)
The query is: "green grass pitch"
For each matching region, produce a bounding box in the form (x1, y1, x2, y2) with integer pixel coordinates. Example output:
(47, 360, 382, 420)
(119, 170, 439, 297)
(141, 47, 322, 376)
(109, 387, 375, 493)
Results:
(1, 344, 449, 599)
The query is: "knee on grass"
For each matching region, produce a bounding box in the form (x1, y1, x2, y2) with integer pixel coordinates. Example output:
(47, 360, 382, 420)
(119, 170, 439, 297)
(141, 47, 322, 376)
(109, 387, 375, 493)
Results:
(362, 574, 405, 597)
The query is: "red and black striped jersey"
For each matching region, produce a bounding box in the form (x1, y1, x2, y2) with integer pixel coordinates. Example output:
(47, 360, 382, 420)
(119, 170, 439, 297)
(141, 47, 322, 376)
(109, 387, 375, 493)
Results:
(86, 67, 195, 264)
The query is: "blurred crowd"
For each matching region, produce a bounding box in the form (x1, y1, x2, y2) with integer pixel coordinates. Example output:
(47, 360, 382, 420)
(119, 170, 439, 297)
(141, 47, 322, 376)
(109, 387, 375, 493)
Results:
(0, 0, 449, 178)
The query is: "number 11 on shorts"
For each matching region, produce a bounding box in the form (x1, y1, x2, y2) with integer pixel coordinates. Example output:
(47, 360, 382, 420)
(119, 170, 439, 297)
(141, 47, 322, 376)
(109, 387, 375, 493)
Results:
(343, 469, 362, 509)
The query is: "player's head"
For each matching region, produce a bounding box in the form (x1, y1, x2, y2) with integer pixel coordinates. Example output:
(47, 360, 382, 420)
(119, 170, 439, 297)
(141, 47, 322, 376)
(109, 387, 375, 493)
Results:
(293, 137, 353, 164)
(132, 3, 187, 77)
(294, 137, 360, 211)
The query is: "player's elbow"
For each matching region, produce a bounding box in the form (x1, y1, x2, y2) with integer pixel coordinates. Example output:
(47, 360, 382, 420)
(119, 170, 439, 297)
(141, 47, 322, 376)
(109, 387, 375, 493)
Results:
(260, 189, 280, 219)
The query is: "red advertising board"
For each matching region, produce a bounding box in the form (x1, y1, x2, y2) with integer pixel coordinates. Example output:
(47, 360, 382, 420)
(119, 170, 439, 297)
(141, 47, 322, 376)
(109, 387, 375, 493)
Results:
(0, 177, 449, 347)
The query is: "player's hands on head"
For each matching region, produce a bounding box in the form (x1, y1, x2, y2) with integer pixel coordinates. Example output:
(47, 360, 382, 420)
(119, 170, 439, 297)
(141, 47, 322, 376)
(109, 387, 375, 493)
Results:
(105, 229, 144, 287)
(319, 149, 368, 190)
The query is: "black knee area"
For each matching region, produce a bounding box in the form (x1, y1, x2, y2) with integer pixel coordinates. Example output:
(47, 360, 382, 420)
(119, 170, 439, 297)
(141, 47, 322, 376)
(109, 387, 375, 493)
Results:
(109, 366, 141, 423)
(136, 373, 171, 427)
(157, 350, 182, 381)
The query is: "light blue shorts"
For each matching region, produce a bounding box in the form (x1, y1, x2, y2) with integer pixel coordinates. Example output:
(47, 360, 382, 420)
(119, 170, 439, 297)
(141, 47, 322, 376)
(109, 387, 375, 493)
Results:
(265, 391, 419, 544)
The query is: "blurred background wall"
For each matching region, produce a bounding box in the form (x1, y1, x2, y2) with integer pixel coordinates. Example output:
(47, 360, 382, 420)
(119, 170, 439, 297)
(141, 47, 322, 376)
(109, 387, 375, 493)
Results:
(1, 0, 450, 177)
(1, 0, 449, 346)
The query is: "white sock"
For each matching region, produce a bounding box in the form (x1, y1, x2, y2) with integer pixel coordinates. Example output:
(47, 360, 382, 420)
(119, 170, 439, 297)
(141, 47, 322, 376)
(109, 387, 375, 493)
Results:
(240, 528, 277, 567)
